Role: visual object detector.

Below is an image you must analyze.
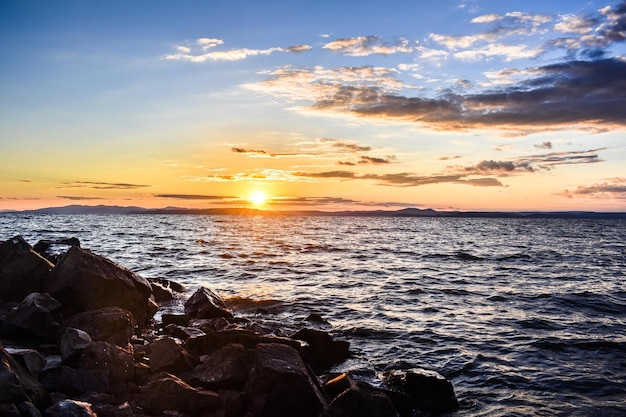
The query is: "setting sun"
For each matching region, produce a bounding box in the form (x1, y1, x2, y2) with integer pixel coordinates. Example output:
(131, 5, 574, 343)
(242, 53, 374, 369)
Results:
(249, 191, 269, 206)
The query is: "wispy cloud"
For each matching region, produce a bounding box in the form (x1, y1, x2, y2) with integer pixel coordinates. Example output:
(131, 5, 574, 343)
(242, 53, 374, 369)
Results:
(164, 38, 310, 62)
(560, 177, 626, 199)
(58, 196, 105, 200)
(61, 181, 150, 190)
(338, 155, 397, 166)
(154, 194, 237, 200)
(322, 36, 415, 56)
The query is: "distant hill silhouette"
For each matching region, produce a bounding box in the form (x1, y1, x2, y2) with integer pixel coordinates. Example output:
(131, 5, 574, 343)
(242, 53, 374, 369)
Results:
(3, 204, 625, 219)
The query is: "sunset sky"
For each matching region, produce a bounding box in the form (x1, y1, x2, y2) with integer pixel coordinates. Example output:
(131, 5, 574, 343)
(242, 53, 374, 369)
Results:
(1, 0, 625, 212)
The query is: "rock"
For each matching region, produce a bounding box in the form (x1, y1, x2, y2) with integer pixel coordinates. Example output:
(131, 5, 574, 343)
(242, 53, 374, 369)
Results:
(148, 277, 185, 293)
(148, 336, 195, 375)
(16, 401, 42, 417)
(244, 343, 326, 417)
(40, 365, 109, 396)
(382, 368, 459, 414)
(305, 313, 330, 324)
(5, 348, 46, 378)
(161, 313, 190, 327)
(34, 237, 80, 264)
(46, 399, 97, 417)
(44, 246, 157, 327)
(60, 327, 93, 361)
(184, 329, 259, 356)
(135, 373, 219, 414)
(188, 343, 256, 390)
(0, 342, 48, 406)
(63, 307, 136, 349)
(77, 342, 134, 391)
(290, 328, 350, 371)
(163, 323, 206, 340)
(0, 403, 21, 417)
(0, 236, 54, 301)
(7, 292, 62, 341)
(149, 281, 173, 302)
(184, 286, 233, 320)
(321, 373, 408, 417)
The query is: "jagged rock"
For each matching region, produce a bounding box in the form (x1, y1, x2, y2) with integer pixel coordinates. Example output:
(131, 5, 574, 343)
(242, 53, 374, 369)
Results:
(0, 236, 54, 301)
(0, 342, 48, 406)
(148, 277, 185, 293)
(40, 366, 109, 397)
(148, 336, 195, 375)
(77, 342, 134, 392)
(163, 323, 206, 340)
(63, 307, 136, 349)
(321, 372, 409, 417)
(245, 343, 326, 417)
(290, 328, 350, 371)
(161, 313, 190, 327)
(184, 329, 259, 356)
(188, 343, 256, 390)
(184, 286, 233, 320)
(149, 281, 173, 302)
(7, 292, 62, 341)
(16, 401, 42, 417)
(60, 327, 93, 361)
(46, 399, 97, 417)
(33, 237, 80, 264)
(382, 368, 459, 414)
(135, 373, 219, 414)
(5, 348, 46, 378)
(43, 246, 157, 327)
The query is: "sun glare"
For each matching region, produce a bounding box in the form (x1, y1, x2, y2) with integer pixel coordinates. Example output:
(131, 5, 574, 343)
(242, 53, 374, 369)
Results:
(249, 191, 269, 206)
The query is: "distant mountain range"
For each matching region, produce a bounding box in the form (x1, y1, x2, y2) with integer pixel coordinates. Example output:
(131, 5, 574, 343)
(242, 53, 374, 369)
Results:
(2, 204, 626, 219)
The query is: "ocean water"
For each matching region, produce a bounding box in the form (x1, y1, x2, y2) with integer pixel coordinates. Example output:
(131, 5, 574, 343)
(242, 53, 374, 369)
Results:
(1, 214, 625, 416)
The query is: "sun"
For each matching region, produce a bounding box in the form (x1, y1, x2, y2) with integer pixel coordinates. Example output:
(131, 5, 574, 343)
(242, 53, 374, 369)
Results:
(249, 191, 269, 206)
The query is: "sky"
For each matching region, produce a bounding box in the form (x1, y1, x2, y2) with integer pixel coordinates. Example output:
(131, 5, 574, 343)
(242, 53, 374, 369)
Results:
(1, 0, 625, 212)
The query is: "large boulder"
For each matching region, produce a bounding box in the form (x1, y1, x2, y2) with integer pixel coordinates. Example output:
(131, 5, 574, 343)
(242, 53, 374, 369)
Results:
(43, 246, 157, 327)
(77, 342, 134, 390)
(244, 343, 326, 417)
(188, 343, 256, 390)
(382, 368, 459, 414)
(291, 328, 350, 371)
(45, 399, 97, 417)
(7, 292, 62, 341)
(147, 337, 195, 375)
(0, 236, 54, 302)
(135, 373, 219, 415)
(184, 286, 233, 320)
(63, 307, 136, 349)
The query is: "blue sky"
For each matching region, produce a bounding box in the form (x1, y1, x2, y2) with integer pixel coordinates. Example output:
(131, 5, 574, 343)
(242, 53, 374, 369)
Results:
(1, 0, 625, 211)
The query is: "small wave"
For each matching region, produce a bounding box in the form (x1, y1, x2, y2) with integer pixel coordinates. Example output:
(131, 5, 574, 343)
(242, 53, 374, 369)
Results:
(225, 296, 285, 314)
(516, 317, 563, 331)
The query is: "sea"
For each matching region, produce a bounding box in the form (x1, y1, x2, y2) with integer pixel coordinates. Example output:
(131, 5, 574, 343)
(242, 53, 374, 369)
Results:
(1, 214, 625, 416)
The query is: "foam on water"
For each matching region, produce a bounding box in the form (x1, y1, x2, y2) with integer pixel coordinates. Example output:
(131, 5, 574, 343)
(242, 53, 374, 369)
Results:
(2, 214, 625, 416)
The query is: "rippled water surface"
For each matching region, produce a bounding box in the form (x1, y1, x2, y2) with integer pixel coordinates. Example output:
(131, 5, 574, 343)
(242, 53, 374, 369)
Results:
(2, 214, 625, 416)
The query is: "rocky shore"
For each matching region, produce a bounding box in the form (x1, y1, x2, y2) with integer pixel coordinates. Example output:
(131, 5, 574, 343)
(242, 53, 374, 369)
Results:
(0, 235, 459, 417)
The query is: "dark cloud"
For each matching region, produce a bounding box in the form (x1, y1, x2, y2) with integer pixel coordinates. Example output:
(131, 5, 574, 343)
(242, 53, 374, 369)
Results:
(270, 196, 417, 208)
(286, 45, 313, 53)
(61, 181, 150, 190)
(535, 141, 553, 149)
(561, 178, 626, 199)
(320, 138, 372, 152)
(296, 170, 502, 187)
(307, 58, 626, 132)
(464, 160, 535, 175)
(18, 179, 32, 183)
(516, 148, 605, 168)
(154, 194, 236, 200)
(339, 155, 396, 165)
(438, 155, 462, 161)
(231, 147, 270, 155)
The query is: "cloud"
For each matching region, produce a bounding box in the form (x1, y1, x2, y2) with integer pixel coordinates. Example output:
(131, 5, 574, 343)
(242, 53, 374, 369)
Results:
(286, 45, 313, 53)
(154, 194, 236, 200)
(463, 160, 535, 175)
(58, 196, 105, 200)
(231, 147, 271, 156)
(262, 58, 626, 133)
(294, 170, 503, 187)
(560, 177, 626, 199)
(269, 196, 417, 208)
(319, 138, 372, 152)
(322, 36, 415, 56)
(165, 38, 285, 62)
(438, 155, 462, 160)
(61, 181, 150, 190)
(516, 148, 605, 168)
(534, 141, 553, 150)
(339, 155, 397, 165)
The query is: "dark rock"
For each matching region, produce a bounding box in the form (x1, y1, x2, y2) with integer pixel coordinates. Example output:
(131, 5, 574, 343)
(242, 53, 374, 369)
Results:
(77, 342, 134, 391)
(148, 336, 195, 375)
(290, 328, 350, 371)
(188, 343, 256, 390)
(149, 281, 173, 302)
(5, 347, 46, 378)
(135, 373, 219, 414)
(244, 343, 326, 417)
(34, 237, 81, 264)
(0, 342, 48, 406)
(46, 399, 97, 417)
(184, 329, 259, 356)
(163, 323, 206, 340)
(63, 307, 136, 349)
(161, 313, 190, 327)
(7, 292, 62, 341)
(148, 277, 185, 293)
(40, 365, 109, 397)
(218, 389, 245, 417)
(184, 286, 233, 320)
(59, 327, 92, 361)
(0, 236, 54, 301)
(305, 313, 329, 324)
(382, 368, 459, 414)
(189, 317, 230, 332)
(44, 246, 157, 327)
(16, 401, 42, 417)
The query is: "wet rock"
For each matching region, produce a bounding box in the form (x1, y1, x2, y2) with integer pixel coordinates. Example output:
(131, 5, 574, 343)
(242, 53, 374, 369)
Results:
(163, 323, 206, 340)
(148, 277, 185, 293)
(184, 286, 233, 320)
(184, 329, 259, 356)
(63, 307, 136, 349)
(7, 292, 62, 341)
(0, 236, 54, 302)
(382, 368, 459, 414)
(290, 328, 350, 371)
(59, 327, 92, 361)
(188, 343, 256, 390)
(33, 237, 80, 264)
(149, 281, 173, 302)
(245, 343, 326, 417)
(44, 246, 157, 327)
(46, 399, 97, 417)
(135, 373, 219, 414)
(148, 336, 195, 375)
(161, 313, 190, 327)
